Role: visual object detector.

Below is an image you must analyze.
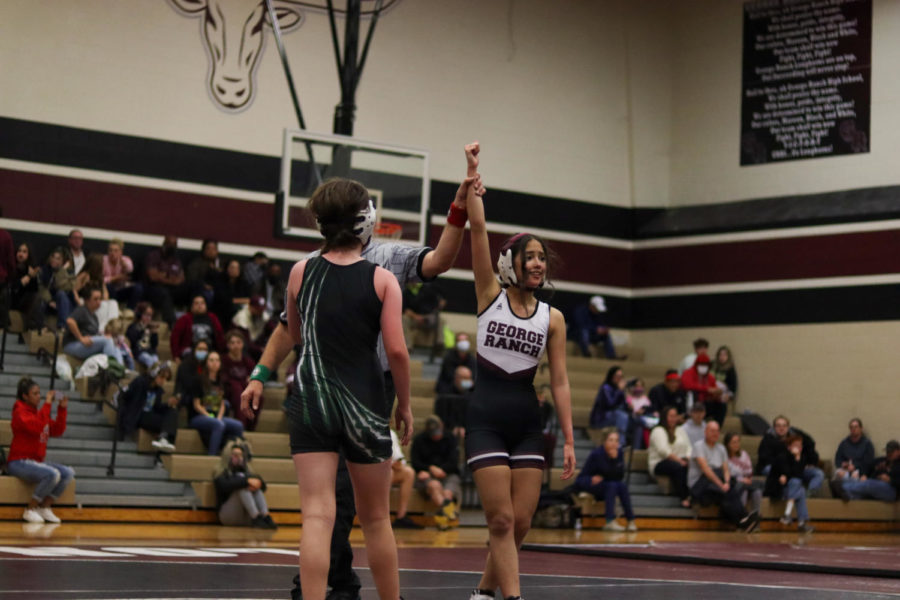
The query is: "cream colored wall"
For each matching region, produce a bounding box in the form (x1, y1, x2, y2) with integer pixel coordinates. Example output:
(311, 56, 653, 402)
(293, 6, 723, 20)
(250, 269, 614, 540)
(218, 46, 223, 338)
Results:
(668, 0, 900, 206)
(0, 0, 677, 208)
(630, 322, 900, 462)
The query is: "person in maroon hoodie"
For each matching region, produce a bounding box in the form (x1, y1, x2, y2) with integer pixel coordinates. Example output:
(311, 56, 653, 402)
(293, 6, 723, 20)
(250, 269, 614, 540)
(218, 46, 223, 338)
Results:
(170, 294, 225, 359)
(222, 330, 258, 430)
(680, 353, 725, 425)
(6, 377, 73, 524)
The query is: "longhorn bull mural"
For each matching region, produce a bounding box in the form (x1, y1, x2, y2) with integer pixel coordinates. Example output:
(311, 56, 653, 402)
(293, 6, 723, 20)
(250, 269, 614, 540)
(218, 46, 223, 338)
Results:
(167, 0, 306, 112)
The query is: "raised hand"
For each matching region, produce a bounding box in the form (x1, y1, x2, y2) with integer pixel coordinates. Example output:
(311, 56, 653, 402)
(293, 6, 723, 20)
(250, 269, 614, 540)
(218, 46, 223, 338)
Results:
(465, 141, 480, 177)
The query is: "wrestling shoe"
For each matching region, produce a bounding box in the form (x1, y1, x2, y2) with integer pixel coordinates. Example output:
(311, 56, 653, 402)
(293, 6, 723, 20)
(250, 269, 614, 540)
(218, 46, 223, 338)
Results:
(433, 513, 450, 531)
(441, 499, 459, 521)
(469, 589, 495, 599)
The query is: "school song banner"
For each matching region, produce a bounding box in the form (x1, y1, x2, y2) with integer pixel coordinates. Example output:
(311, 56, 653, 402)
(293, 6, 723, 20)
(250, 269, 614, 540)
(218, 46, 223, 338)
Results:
(740, 0, 872, 165)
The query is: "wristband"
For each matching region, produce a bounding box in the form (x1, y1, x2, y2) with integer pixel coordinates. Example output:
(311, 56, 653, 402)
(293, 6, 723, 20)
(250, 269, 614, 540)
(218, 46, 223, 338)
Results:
(447, 203, 468, 227)
(249, 364, 271, 384)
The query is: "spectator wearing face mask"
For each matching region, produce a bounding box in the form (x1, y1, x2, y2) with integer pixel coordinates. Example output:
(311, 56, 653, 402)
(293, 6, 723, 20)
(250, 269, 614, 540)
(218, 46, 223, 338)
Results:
(434, 365, 473, 439)
(681, 353, 725, 425)
(435, 332, 477, 395)
(678, 337, 709, 375)
(625, 377, 657, 448)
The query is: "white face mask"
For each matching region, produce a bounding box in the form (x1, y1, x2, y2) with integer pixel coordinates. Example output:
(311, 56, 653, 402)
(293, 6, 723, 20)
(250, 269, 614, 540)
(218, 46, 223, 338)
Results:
(456, 340, 470, 353)
(459, 379, 474, 390)
(697, 365, 709, 376)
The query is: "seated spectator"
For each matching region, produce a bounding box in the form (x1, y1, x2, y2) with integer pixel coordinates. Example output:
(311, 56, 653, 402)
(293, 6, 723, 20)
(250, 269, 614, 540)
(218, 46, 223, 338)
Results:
(832, 418, 875, 485)
(764, 435, 815, 533)
(725, 432, 762, 514)
(185, 350, 244, 455)
(104, 318, 135, 371)
(10, 242, 44, 331)
(66, 229, 86, 276)
(834, 440, 900, 502)
(6, 377, 73, 524)
(435, 332, 476, 395)
(243, 251, 268, 295)
(567, 295, 616, 359)
(62, 286, 124, 364)
(390, 429, 422, 529)
(76, 253, 110, 301)
(262, 262, 286, 315)
(40, 247, 79, 329)
(126, 302, 160, 370)
(433, 365, 472, 438)
(231, 295, 271, 361)
(625, 377, 657, 449)
(681, 353, 725, 425)
(0, 226, 14, 329)
(573, 429, 637, 531)
(222, 330, 258, 431)
(212, 259, 250, 326)
(648, 406, 692, 508)
(214, 440, 277, 529)
(649, 370, 687, 418)
(402, 281, 445, 351)
(171, 295, 225, 359)
(678, 337, 709, 374)
(116, 361, 178, 452)
(712, 345, 738, 405)
(537, 383, 558, 470)
(175, 340, 208, 403)
(681, 403, 707, 448)
(186, 238, 223, 302)
(589, 366, 630, 443)
(103, 238, 141, 308)
(410, 415, 461, 531)
(756, 415, 824, 496)
(143, 235, 188, 327)
(688, 420, 758, 532)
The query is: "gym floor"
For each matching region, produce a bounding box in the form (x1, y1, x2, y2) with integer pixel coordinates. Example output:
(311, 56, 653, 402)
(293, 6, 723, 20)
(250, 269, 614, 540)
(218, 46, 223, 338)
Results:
(1, 520, 899, 599)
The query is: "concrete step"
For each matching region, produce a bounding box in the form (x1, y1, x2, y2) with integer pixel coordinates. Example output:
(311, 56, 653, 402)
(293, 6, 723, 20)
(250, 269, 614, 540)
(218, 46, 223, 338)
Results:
(46, 449, 155, 469)
(70, 465, 172, 480)
(0, 395, 96, 414)
(75, 493, 197, 508)
(48, 423, 115, 441)
(0, 362, 54, 377)
(74, 477, 189, 496)
(0, 352, 51, 367)
(0, 373, 53, 388)
(629, 494, 684, 508)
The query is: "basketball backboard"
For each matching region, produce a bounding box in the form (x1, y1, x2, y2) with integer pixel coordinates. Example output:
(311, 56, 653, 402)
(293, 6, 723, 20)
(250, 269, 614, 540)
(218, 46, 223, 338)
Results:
(276, 129, 429, 245)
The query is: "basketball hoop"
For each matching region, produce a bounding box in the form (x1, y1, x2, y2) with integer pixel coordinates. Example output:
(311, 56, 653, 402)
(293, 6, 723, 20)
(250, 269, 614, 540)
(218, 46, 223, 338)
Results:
(374, 222, 403, 240)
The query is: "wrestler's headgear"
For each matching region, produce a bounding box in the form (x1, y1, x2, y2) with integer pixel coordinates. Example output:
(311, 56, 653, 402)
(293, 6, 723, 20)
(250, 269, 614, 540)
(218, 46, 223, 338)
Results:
(497, 233, 543, 290)
(353, 199, 377, 247)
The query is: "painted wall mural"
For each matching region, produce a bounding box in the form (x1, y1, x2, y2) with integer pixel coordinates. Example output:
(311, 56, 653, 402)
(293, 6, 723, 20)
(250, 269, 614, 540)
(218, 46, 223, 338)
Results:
(167, 0, 306, 113)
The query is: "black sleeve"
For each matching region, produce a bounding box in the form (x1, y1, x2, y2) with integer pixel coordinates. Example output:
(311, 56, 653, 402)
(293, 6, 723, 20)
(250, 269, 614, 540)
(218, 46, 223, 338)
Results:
(410, 435, 428, 473)
(214, 472, 249, 498)
(726, 368, 738, 395)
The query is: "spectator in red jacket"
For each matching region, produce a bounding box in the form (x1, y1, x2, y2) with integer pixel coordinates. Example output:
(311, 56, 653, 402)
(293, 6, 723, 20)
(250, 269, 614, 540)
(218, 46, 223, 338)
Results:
(681, 353, 725, 425)
(6, 377, 74, 524)
(171, 294, 225, 359)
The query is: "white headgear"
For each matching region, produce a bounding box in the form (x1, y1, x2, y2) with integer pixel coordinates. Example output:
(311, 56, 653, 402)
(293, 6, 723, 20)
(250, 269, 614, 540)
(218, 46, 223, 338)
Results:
(496, 233, 529, 288)
(353, 199, 377, 246)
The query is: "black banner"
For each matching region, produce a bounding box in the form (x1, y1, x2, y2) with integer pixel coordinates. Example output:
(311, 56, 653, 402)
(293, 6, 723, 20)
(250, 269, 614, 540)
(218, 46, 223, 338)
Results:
(741, 0, 872, 165)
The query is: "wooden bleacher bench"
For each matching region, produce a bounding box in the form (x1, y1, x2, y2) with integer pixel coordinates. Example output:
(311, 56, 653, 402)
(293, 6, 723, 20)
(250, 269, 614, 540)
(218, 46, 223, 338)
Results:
(0, 475, 76, 505)
(137, 428, 292, 457)
(163, 454, 297, 483)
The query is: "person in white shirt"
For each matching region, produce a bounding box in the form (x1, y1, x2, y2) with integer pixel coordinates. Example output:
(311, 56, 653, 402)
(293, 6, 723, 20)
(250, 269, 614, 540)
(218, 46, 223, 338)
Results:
(67, 229, 85, 275)
(648, 406, 692, 508)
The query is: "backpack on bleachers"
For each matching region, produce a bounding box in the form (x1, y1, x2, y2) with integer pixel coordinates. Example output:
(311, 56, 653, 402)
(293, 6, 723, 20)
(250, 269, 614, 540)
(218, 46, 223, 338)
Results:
(740, 412, 769, 436)
(531, 487, 579, 529)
